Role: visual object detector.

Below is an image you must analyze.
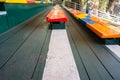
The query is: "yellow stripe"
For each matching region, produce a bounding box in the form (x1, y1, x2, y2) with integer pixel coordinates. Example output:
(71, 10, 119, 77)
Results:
(6, 0, 27, 3)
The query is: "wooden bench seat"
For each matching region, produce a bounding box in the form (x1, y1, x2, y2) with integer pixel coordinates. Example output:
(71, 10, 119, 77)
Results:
(64, 7, 120, 44)
(46, 5, 68, 29)
(86, 23, 120, 38)
(46, 9, 68, 22)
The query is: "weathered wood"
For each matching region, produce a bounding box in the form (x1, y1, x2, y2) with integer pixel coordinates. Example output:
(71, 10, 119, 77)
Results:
(66, 27, 89, 80)
(50, 22, 65, 29)
(0, 8, 49, 45)
(0, 8, 51, 80)
(65, 10, 113, 80)
(69, 11, 120, 80)
(31, 29, 51, 80)
(0, 11, 46, 68)
(79, 27, 120, 80)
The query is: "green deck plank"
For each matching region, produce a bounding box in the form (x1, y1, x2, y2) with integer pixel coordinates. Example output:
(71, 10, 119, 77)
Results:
(0, 18, 37, 68)
(69, 11, 120, 80)
(66, 11, 113, 80)
(0, 9, 50, 80)
(0, 8, 50, 68)
(66, 27, 89, 80)
(31, 29, 51, 80)
(76, 23, 120, 80)
(0, 8, 49, 45)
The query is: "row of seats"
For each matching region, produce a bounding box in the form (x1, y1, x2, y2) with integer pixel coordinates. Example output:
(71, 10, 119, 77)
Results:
(65, 7, 120, 39)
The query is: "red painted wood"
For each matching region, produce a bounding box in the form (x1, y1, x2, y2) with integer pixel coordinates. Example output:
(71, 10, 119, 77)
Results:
(46, 6, 68, 22)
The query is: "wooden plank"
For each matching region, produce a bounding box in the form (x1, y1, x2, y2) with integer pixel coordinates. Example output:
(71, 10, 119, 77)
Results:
(31, 30, 51, 80)
(66, 11, 113, 80)
(0, 9, 50, 80)
(0, 11, 46, 68)
(0, 8, 49, 45)
(70, 12, 120, 80)
(66, 27, 89, 80)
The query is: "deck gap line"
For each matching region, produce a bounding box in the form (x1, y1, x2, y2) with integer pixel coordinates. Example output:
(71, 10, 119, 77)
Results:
(31, 30, 49, 79)
(0, 8, 49, 45)
(66, 28, 91, 80)
(0, 8, 51, 69)
(87, 44, 114, 79)
(42, 30, 80, 80)
(0, 22, 39, 69)
(64, 10, 91, 80)
(64, 9, 114, 79)
(30, 9, 51, 79)
(70, 11, 114, 79)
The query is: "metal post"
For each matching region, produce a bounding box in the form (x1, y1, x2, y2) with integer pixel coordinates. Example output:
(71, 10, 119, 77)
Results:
(86, 0, 89, 13)
(74, 3, 76, 10)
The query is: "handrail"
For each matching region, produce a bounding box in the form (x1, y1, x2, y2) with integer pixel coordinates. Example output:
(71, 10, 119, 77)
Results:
(91, 9, 120, 24)
(64, 1, 82, 11)
(64, 1, 120, 24)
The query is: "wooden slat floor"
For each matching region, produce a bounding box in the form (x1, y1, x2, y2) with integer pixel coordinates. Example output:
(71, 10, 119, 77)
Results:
(0, 6, 120, 80)
(65, 10, 120, 80)
(0, 8, 51, 80)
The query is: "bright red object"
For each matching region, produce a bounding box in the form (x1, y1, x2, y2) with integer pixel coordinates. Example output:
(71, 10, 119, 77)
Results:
(46, 9, 68, 22)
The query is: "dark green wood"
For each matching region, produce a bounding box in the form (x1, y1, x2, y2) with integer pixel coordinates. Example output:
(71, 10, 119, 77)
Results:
(0, 2, 5, 11)
(66, 26, 89, 80)
(67, 9, 120, 80)
(104, 38, 119, 44)
(50, 22, 65, 29)
(0, 15, 8, 34)
(0, 12, 44, 68)
(65, 10, 113, 80)
(0, 9, 51, 80)
(32, 29, 51, 80)
(77, 25, 120, 80)
(30, 13, 51, 80)
(0, 8, 50, 45)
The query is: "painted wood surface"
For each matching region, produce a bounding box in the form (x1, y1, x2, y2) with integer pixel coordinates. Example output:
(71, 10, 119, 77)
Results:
(0, 8, 51, 80)
(65, 9, 120, 80)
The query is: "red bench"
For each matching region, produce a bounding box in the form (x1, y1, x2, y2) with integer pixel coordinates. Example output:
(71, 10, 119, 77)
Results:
(46, 5, 68, 29)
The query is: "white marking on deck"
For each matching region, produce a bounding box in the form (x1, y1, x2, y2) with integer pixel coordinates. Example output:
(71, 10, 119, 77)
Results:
(42, 30, 80, 80)
(0, 11, 7, 15)
(106, 45, 120, 58)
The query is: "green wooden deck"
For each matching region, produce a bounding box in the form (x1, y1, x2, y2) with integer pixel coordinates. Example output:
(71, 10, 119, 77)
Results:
(0, 7, 120, 80)
(65, 10, 120, 80)
(0, 8, 51, 80)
